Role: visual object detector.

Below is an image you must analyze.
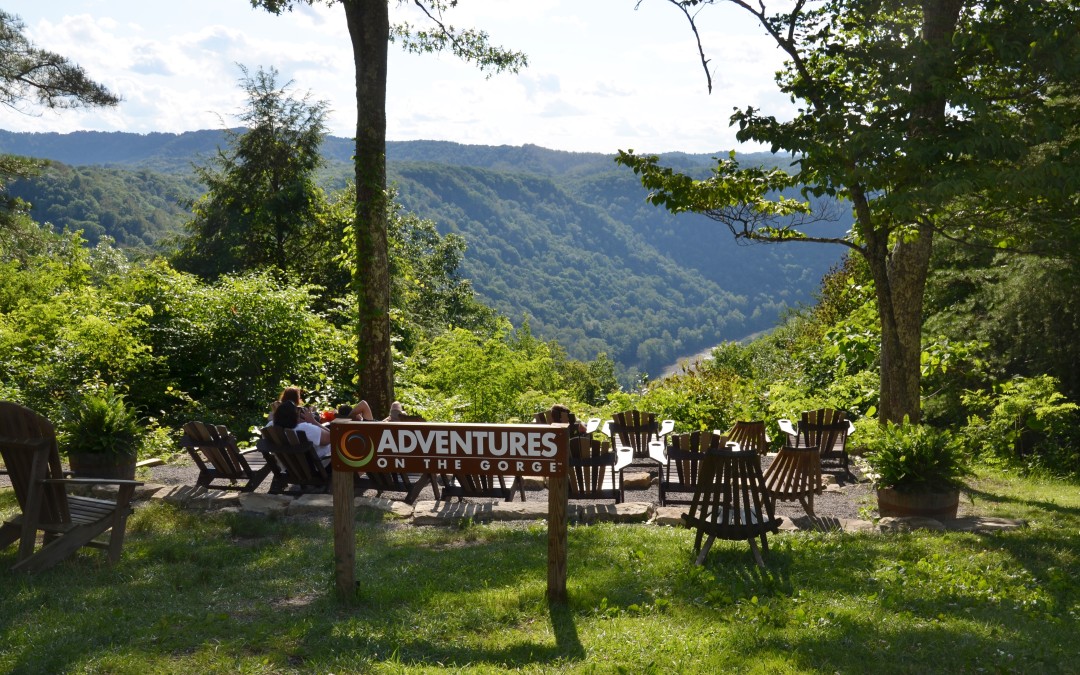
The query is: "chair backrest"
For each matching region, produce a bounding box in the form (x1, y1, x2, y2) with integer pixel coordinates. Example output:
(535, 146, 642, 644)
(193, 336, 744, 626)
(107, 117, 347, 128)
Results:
(257, 425, 329, 490)
(797, 409, 849, 454)
(687, 441, 775, 537)
(568, 436, 620, 501)
(534, 407, 584, 438)
(608, 410, 660, 459)
(726, 421, 770, 455)
(659, 431, 725, 506)
(181, 421, 250, 480)
(0, 402, 69, 525)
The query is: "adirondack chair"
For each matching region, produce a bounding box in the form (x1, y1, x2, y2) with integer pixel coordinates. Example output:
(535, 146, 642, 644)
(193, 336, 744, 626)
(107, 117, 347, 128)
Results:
(257, 425, 331, 495)
(778, 408, 854, 480)
(567, 436, 624, 503)
(682, 441, 782, 568)
(0, 402, 143, 573)
(601, 410, 674, 469)
(763, 420, 826, 517)
(533, 406, 601, 438)
(658, 431, 724, 507)
(724, 420, 771, 455)
(180, 421, 270, 492)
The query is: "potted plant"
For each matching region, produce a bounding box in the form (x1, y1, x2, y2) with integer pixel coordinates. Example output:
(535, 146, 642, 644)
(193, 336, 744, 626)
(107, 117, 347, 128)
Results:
(63, 386, 143, 480)
(864, 418, 972, 519)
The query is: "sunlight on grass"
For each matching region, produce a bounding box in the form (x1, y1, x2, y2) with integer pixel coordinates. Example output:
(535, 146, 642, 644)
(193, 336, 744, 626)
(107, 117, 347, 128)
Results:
(2, 467, 1078, 672)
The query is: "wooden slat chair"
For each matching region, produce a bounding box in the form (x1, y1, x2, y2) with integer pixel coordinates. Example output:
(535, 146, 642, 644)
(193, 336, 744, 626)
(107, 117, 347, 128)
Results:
(180, 421, 270, 492)
(682, 440, 782, 569)
(0, 402, 143, 573)
(724, 420, 771, 455)
(602, 410, 674, 469)
(778, 408, 854, 480)
(763, 420, 827, 517)
(533, 408, 601, 438)
(658, 431, 723, 507)
(256, 426, 331, 495)
(568, 436, 623, 503)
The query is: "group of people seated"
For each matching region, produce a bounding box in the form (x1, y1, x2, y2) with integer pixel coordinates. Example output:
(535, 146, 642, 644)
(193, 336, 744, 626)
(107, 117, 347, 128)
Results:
(265, 387, 410, 464)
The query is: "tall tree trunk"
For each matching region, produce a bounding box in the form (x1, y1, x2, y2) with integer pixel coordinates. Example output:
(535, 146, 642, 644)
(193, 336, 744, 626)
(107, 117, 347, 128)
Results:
(344, 0, 393, 417)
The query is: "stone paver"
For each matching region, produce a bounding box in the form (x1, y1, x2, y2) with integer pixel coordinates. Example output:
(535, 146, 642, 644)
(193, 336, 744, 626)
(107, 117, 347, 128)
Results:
(238, 492, 292, 516)
(490, 501, 551, 521)
(288, 493, 334, 516)
(877, 516, 947, 532)
(578, 501, 653, 524)
(356, 495, 414, 518)
(653, 505, 687, 527)
(943, 516, 1026, 533)
(412, 500, 493, 525)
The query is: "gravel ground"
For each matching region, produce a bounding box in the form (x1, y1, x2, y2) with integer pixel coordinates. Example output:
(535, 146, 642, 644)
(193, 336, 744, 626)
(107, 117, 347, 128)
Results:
(144, 452, 883, 522)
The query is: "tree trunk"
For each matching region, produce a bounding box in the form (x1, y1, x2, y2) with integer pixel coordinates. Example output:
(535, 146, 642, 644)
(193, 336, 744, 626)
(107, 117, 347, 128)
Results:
(344, 0, 394, 417)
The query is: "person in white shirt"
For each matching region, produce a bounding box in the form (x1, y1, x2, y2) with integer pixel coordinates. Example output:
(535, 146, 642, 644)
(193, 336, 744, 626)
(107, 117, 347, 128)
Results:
(269, 400, 331, 462)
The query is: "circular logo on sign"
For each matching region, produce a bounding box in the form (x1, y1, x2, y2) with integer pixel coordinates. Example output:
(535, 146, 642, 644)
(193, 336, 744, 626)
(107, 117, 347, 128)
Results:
(336, 429, 375, 468)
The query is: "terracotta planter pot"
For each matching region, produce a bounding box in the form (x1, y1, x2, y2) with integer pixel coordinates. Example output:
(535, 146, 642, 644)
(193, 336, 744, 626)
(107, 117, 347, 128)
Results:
(876, 487, 959, 519)
(68, 452, 137, 480)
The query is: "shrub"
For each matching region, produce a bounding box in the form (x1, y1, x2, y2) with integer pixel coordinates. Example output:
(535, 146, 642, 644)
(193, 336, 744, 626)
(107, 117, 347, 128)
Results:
(864, 419, 972, 492)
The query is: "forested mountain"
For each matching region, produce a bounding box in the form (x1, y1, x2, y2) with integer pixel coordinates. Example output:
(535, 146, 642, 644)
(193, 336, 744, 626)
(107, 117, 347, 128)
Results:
(0, 129, 848, 379)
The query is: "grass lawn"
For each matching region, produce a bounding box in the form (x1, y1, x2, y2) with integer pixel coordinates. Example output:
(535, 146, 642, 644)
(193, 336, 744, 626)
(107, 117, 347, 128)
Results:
(1, 467, 1077, 673)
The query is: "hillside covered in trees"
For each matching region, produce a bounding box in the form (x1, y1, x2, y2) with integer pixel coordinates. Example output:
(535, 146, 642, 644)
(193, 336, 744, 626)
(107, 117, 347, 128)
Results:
(0, 129, 846, 381)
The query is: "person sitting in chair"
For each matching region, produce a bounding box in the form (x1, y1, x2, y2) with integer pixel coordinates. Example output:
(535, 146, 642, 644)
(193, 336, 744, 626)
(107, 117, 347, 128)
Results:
(269, 400, 331, 463)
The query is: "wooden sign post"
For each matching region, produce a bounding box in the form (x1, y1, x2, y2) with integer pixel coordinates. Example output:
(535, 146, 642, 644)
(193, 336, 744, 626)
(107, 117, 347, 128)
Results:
(330, 421, 570, 602)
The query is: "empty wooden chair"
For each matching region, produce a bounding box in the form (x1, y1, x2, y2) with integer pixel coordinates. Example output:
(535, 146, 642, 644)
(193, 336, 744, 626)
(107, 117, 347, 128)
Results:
(658, 431, 723, 506)
(257, 426, 331, 495)
(725, 420, 770, 455)
(0, 402, 143, 573)
(601, 409, 674, 468)
(180, 421, 270, 492)
(763, 423, 825, 517)
(568, 436, 623, 503)
(778, 408, 854, 480)
(683, 440, 782, 568)
(437, 473, 524, 502)
(533, 406, 601, 438)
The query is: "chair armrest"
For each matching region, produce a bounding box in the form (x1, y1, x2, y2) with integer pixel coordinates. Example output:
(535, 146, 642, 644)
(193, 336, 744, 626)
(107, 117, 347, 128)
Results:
(648, 440, 667, 465)
(613, 448, 634, 472)
(846, 420, 856, 436)
(585, 418, 601, 435)
(600, 420, 611, 437)
(659, 419, 675, 437)
(778, 419, 797, 438)
(41, 478, 144, 486)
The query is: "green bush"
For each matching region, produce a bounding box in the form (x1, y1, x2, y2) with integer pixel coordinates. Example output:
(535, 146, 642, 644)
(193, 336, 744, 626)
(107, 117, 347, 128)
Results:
(864, 419, 972, 492)
(62, 385, 142, 459)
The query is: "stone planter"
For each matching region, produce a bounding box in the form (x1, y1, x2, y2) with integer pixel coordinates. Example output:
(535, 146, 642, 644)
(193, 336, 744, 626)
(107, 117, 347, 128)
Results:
(876, 487, 959, 519)
(68, 452, 137, 480)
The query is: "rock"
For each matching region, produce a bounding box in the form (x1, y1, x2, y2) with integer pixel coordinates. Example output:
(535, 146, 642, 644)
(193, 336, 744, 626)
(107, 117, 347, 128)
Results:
(621, 471, 652, 490)
(578, 501, 653, 524)
(186, 489, 242, 510)
(877, 516, 946, 532)
(356, 495, 414, 519)
(520, 476, 546, 491)
(412, 500, 493, 525)
(490, 501, 550, 521)
(150, 484, 206, 506)
(288, 493, 334, 515)
(942, 516, 1026, 533)
(840, 518, 879, 534)
(91, 481, 166, 501)
(238, 492, 292, 516)
(136, 458, 165, 468)
(653, 505, 688, 527)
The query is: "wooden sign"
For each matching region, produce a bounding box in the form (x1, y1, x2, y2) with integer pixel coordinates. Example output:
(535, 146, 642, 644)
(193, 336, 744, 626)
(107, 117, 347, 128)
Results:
(330, 421, 568, 477)
(329, 420, 570, 603)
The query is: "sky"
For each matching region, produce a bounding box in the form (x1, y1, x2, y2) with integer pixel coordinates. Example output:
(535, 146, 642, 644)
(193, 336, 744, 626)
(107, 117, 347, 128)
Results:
(3, 0, 793, 155)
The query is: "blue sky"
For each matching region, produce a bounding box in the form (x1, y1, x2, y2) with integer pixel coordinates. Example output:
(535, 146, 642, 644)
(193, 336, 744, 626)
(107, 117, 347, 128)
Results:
(3, 0, 791, 154)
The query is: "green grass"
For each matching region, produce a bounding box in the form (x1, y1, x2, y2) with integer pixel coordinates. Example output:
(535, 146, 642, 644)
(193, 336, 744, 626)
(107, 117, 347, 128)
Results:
(2, 467, 1078, 673)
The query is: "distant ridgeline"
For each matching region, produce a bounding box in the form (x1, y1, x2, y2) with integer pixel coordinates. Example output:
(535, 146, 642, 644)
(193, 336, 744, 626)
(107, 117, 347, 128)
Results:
(0, 129, 849, 381)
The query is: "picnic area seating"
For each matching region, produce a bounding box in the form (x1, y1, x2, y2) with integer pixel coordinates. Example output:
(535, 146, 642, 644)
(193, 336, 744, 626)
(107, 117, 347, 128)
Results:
(0, 401, 143, 573)
(658, 430, 723, 507)
(763, 421, 824, 517)
(682, 439, 782, 568)
(257, 425, 331, 495)
(180, 421, 270, 492)
(533, 407, 601, 438)
(778, 408, 854, 480)
(567, 436, 624, 503)
(437, 473, 524, 502)
(724, 420, 771, 455)
(600, 409, 674, 469)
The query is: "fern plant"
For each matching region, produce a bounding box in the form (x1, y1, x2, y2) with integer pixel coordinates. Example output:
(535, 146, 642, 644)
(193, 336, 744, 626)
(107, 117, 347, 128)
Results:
(864, 418, 971, 493)
(63, 386, 142, 458)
